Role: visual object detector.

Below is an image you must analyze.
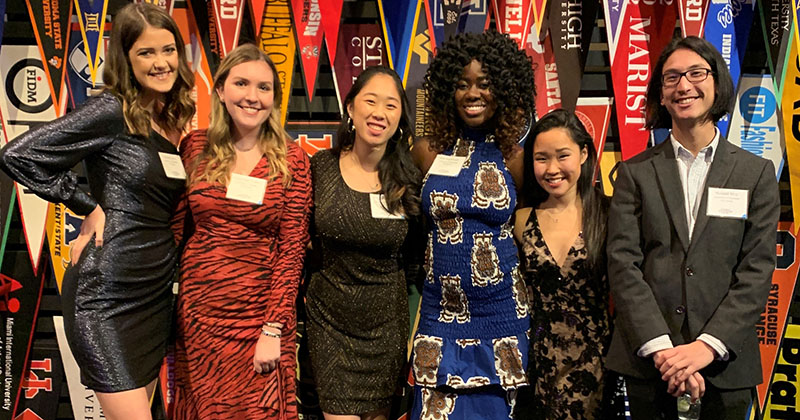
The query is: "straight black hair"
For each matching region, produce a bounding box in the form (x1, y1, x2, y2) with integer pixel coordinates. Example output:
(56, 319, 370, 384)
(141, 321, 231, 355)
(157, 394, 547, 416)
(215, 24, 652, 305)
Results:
(522, 109, 608, 275)
(645, 36, 735, 129)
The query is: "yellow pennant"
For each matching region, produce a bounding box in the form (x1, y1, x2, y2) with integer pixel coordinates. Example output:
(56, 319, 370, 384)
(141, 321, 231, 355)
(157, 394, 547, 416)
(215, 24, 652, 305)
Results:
(257, 0, 295, 126)
(780, 30, 800, 232)
(45, 203, 84, 293)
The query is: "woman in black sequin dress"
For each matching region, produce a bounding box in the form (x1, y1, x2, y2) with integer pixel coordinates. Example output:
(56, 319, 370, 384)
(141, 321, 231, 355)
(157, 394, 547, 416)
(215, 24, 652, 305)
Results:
(306, 67, 422, 419)
(0, 4, 194, 419)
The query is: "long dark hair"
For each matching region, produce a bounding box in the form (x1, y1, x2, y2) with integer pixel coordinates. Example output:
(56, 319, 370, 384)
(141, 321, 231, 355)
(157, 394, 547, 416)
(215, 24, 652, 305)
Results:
(102, 2, 195, 136)
(334, 66, 421, 216)
(646, 36, 735, 129)
(522, 109, 608, 274)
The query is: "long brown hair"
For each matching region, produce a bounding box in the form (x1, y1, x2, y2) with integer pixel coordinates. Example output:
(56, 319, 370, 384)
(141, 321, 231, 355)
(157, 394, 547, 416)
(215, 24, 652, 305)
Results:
(102, 2, 195, 136)
(188, 44, 292, 188)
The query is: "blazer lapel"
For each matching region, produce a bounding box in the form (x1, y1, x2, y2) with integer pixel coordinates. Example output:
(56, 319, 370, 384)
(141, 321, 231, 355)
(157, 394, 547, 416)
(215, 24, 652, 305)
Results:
(651, 141, 690, 252)
(689, 137, 736, 252)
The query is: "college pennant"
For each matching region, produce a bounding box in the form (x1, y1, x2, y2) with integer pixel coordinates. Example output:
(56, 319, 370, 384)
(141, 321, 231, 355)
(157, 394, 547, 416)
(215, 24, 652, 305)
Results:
(528, 26, 561, 119)
(403, 0, 436, 138)
(291, 129, 335, 156)
(332, 23, 389, 107)
(54, 316, 103, 420)
(25, 0, 73, 116)
(319, 0, 344, 66)
(548, 0, 598, 111)
(133, 0, 174, 14)
(249, 0, 266, 34)
(440, 0, 464, 42)
(186, 0, 221, 75)
(0, 45, 60, 274)
(172, 7, 214, 133)
(16, 343, 66, 420)
(377, 0, 416, 73)
(0, 269, 46, 420)
(608, 0, 677, 160)
(65, 20, 111, 108)
(727, 74, 784, 179)
(457, 0, 492, 34)
(752, 222, 800, 413)
(45, 204, 83, 293)
(495, 0, 534, 48)
(678, 0, 711, 36)
(704, 0, 756, 136)
(760, 0, 792, 92)
(211, 0, 245, 57)
(781, 30, 800, 233)
(291, 0, 324, 101)
(758, 323, 800, 419)
(575, 97, 614, 182)
(257, 0, 296, 125)
(74, 0, 108, 87)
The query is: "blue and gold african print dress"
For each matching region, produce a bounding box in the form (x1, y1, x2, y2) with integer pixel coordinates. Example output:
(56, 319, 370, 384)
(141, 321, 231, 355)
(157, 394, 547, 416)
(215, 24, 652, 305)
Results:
(411, 130, 530, 419)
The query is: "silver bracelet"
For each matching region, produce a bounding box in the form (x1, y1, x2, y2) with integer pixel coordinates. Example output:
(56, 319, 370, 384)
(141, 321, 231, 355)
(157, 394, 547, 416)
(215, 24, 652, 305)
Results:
(261, 327, 281, 339)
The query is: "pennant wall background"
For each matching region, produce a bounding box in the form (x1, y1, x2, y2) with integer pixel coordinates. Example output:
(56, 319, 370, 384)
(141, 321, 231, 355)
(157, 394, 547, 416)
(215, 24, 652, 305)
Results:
(0, 0, 797, 419)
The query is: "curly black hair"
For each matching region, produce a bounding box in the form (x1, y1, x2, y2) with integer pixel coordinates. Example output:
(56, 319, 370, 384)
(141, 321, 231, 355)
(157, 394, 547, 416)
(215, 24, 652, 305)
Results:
(423, 31, 535, 159)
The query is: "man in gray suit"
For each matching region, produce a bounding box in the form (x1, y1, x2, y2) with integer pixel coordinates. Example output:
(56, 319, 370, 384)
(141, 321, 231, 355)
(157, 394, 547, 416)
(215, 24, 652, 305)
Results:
(607, 36, 780, 419)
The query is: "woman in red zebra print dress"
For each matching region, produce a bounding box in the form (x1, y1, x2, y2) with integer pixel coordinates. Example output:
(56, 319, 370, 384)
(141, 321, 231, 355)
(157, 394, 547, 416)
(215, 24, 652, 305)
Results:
(172, 44, 311, 419)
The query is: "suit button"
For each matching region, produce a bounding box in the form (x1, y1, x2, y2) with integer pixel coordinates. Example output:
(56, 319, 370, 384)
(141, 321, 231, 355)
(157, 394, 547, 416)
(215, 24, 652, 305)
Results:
(686, 267, 694, 277)
(675, 305, 686, 314)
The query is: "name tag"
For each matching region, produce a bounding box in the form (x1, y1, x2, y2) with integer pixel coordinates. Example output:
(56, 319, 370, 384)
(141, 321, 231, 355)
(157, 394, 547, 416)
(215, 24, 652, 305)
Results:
(706, 187, 748, 219)
(158, 152, 186, 180)
(370, 193, 404, 219)
(428, 155, 467, 177)
(226, 173, 267, 204)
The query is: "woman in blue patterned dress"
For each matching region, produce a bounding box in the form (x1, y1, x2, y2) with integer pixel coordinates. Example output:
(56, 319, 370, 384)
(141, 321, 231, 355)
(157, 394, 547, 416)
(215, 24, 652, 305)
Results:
(410, 31, 535, 419)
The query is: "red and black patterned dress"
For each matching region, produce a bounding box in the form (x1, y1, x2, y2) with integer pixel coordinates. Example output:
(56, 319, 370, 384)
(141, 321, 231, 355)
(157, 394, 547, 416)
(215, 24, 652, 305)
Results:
(173, 130, 311, 419)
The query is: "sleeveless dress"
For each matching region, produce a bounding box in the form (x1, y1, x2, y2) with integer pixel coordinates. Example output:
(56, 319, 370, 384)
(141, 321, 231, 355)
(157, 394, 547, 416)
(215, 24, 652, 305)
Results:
(0, 91, 183, 391)
(306, 149, 418, 414)
(515, 210, 610, 419)
(173, 130, 312, 419)
(411, 131, 530, 419)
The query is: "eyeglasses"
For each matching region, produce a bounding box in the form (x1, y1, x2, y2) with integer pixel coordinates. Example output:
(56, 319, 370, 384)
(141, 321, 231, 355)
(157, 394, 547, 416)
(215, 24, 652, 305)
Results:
(661, 68, 713, 87)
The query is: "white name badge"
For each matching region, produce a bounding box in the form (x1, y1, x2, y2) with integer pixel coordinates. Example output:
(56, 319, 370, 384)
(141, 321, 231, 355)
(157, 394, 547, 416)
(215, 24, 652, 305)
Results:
(706, 187, 748, 219)
(226, 173, 268, 204)
(370, 193, 405, 219)
(427, 155, 467, 177)
(158, 152, 186, 180)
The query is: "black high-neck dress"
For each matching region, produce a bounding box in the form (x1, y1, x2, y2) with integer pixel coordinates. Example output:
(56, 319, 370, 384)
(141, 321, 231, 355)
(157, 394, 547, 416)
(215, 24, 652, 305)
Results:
(0, 91, 184, 392)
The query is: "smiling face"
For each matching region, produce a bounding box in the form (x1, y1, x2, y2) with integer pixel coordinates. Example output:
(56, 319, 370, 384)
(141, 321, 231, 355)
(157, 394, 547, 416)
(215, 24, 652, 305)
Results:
(347, 73, 402, 149)
(216, 60, 275, 139)
(532, 128, 587, 201)
(454, 59, 497, 128)
(660, 48, 716, 128)
(128, 25, 179, 101)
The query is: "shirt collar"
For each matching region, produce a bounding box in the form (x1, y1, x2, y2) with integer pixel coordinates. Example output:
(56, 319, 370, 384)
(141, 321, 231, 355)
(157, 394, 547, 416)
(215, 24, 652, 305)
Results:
(669, 127, 720, 162)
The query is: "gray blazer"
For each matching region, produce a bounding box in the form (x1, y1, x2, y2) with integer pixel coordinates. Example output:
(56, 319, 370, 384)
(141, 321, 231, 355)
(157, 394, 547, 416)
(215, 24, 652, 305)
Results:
(606, 137, 780, 389)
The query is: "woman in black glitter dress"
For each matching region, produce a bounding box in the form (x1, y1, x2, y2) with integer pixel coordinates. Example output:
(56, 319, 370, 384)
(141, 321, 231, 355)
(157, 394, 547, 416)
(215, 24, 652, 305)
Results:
(305, 66, 422, 420)
(0, 4, 194, 419)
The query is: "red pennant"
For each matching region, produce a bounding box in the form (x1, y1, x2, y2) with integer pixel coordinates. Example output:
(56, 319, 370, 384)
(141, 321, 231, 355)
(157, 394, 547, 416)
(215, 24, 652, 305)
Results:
(212, 0, 246, 57)
(574, 97, 613, 183)
(319, 0, 344, 65)
(609, 1, 677, 160)
(291, 0, 324, 101)
(249, 0, 266, 34)
(678, 0, 710, 37)
(495, 0, 533, 48)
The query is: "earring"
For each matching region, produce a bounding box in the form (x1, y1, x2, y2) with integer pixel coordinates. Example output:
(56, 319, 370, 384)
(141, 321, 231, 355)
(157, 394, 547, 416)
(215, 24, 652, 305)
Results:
(347, 117, 354, 133)
(397, 127, 404, 140)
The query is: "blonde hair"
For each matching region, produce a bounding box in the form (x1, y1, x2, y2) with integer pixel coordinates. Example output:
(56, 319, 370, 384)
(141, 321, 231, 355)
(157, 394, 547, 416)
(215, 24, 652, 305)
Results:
(189, 44, 291, 188)
(102, 3, 195, 136)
